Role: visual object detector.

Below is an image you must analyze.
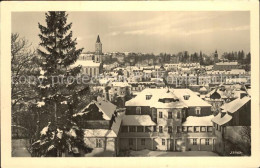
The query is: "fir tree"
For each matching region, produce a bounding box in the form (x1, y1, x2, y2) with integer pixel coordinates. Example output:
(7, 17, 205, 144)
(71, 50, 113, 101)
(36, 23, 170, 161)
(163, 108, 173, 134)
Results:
(31, 11, 91, 157)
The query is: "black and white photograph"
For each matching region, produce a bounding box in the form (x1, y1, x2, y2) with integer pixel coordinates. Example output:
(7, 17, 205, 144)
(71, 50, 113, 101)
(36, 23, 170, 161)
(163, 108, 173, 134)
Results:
(1, 1, 260, 168)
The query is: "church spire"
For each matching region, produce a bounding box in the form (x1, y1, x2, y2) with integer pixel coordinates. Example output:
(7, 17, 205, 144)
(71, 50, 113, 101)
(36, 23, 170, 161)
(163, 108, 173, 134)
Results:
(96, 35, 101, 43)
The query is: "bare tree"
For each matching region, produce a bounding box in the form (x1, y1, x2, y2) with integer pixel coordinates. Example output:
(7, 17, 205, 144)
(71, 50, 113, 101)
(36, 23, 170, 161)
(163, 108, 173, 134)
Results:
(239, 126, 251, 155)
(11, 33, 39, 140)
(11, 33, 38, 110)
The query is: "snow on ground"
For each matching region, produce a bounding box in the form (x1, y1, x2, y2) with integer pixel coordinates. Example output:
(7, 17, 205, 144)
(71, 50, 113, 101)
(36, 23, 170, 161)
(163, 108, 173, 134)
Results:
(12, 139, 31, 157)
(84, 148, 115, 157)
(128, 149, 219, 157)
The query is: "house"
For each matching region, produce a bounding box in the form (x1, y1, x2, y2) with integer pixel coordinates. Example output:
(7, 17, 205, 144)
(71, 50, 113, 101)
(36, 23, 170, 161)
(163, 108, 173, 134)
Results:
(73, 99, 124, 156)
(103, 82, 132, 108)
(119, 88, 214, 152)
(211, 94, 251, 155)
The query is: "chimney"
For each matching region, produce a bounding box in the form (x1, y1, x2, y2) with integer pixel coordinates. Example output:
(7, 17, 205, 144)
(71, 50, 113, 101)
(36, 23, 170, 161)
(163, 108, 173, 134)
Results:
(240, 92, 247, 99)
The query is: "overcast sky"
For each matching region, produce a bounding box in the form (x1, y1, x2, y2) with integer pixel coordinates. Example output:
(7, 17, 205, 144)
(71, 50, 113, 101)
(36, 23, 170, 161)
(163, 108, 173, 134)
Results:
(12, 11, 250, 55)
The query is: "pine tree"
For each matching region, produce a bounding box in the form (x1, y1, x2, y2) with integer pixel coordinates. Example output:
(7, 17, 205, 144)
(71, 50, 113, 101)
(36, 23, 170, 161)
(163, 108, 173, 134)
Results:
(32, 11, 91, 157)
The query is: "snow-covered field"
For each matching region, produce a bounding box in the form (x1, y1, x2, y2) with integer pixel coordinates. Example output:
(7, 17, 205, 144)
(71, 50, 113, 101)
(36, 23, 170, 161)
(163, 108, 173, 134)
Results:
(128, 149, 219, 157)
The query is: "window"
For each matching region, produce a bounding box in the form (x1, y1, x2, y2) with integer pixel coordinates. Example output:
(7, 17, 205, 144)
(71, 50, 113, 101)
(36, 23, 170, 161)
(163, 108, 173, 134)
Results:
(187, 126, 193, 132)
(94, 68, 96, 75)
(168, 126, 173, 133)
(121, 126, 128, 132)
(193, 139, 197, 145)
(159, 112, 163, 118)
(153, 126, 157, 132)
(137, 126, 144, 132)
(207, 126, 213, 132)
(129, 139, 133, 146)
(194, 126, 200, 132)
(183, 95, 190, 100)
(168, 112, 172, 119)
(146, 95, 152, 100)
(182, 126, 187, 132)
(205, 139, 210, 145)
(177, 126, 182, 133)
(195, 107, 201, 115)
(141, 139, 145, 145)
(96, 139, 103, 148)
(162, 139, 165, 145)
(145, 126, 152, 132)
(129, 126, 136, 132)
(177, 112, 181, 119)
(152, 108, 157, 119)
(201, 126, 206, 132)
(136, 107, 141, 114)
(159, 126, 163, 133)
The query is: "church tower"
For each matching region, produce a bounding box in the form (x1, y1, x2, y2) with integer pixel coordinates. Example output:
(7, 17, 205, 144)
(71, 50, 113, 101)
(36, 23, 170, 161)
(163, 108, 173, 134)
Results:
(214, 50, 218, 64)
(94, 35, 102, 63)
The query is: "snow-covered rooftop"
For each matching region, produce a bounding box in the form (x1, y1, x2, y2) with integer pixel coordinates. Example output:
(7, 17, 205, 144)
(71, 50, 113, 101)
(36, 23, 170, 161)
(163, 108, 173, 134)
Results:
(215, 62, 238, 66)
(211, 113, 232, 126)
(182, 115, 214, 126)
(221, 96, 250, 113)
(122, 115, 156, 126)
(230, 69, 246, 74)
(84, 129, 117, 138)
(83, 112, 124, 138)
(71, 60, 100, 67)
(199, 87, 207, 92)
(73, 100, 117, 120)
(95, 100, 117, 120)
(125, 88, 211, 108)
(111, 82, 130, 87)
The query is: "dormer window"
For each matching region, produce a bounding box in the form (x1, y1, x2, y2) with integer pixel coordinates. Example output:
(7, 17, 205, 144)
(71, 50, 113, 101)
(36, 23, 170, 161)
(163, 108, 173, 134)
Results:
(183, 94, 190, 100)
(195, 107, 201, 115)
(146, 93, 152, 100)
(136, 107, 141, 114)
(146, 95, 152, 100)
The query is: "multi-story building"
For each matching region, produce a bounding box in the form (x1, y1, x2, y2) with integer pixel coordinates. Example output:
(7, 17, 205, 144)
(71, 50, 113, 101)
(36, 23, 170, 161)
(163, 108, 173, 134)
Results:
(211, 94, 251, 155)
(104, 82, 132, 108)
(73, 99, 125, 156)
(119, 88, 215, 152)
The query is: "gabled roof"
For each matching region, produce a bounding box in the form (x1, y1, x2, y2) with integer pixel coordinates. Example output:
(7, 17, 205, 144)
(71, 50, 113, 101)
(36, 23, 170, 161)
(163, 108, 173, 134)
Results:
(94, 100, 117, 120)
(73, 100, 117, 120)
(122, 115, 156, 126)
(83, 111, 124, 138)
(221, 96, 250, 113)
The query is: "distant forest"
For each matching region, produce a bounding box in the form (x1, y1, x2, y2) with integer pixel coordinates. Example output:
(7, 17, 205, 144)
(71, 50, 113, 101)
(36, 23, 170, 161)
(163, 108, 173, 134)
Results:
(103, 50, 251, 66)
